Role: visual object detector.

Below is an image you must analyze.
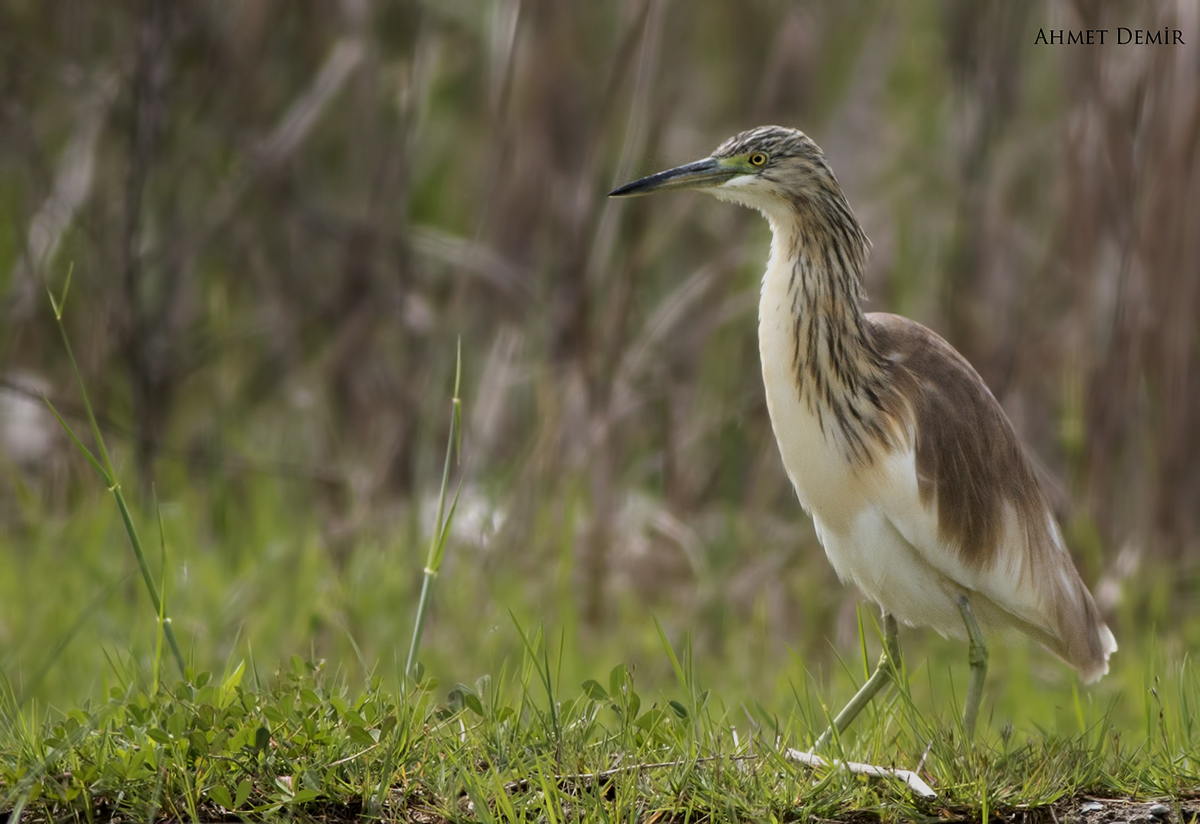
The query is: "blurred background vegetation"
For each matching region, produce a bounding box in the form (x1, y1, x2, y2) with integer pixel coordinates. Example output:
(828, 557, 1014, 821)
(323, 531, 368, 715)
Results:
(1, 0, 1197, 724)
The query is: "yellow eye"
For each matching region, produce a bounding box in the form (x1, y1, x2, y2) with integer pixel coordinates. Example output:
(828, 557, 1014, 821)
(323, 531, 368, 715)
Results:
(749, 152, 768, 167)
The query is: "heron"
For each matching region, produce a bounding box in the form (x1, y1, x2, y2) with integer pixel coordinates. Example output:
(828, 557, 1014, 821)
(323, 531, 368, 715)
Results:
(609, 126, 1116, 745)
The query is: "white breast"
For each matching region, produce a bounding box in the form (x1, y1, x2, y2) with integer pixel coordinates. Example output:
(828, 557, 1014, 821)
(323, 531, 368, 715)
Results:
(756, 227, 862, 527)
(756, 228, 967, 635)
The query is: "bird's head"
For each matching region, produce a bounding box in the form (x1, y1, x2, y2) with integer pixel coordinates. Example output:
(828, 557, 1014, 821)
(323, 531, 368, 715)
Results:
(608, 126, 838, 223)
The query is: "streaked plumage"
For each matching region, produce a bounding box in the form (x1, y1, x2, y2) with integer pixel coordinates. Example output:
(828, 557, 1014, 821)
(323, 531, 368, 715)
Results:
(611, 125, 1116, 738)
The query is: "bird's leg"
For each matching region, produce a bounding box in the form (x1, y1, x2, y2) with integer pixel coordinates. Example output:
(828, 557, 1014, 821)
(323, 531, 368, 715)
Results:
(814, 613, 901, 751)
(955, 594, 987, 739)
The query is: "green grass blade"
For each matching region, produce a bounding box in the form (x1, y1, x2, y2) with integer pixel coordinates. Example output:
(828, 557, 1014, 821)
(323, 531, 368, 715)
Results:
(405, 343, 465, 677)
(46, 282, 187, 680)
(112, 488, 186, 677)
(49, 282, 116, 479)
(42, 400, 110, 485)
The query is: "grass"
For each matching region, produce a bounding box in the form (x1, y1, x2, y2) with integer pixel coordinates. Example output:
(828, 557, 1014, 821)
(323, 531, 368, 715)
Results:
(1, 303, 1199, 822)
(2, 486, 1199, 824)
(1, 629, 1198, 823)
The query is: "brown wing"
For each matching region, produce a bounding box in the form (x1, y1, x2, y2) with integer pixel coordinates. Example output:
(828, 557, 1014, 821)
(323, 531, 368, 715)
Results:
(867, 313, 1042, 568)
(866, 312, 1114, 680)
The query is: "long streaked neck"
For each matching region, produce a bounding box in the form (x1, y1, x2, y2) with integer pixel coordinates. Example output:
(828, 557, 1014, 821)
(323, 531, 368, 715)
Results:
(761, 200, 896, 463)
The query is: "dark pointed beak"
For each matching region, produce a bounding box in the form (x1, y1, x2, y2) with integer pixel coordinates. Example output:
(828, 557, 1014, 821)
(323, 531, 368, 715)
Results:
(608, 157, 735, 197)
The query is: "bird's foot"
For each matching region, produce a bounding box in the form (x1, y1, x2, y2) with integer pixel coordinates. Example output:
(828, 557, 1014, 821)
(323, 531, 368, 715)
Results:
(784, 747, 937, 798)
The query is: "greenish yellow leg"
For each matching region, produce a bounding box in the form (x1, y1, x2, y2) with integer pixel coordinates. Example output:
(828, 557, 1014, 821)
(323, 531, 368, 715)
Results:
(814, 614, 901, 751)
(955, 594, 988, 739)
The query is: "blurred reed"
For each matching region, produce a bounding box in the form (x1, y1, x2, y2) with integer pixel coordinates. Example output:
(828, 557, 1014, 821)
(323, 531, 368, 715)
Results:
(0, 0, 1196, 665)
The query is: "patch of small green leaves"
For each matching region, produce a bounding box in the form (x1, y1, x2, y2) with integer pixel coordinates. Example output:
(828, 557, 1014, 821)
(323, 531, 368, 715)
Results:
(0, 657, 441, 823)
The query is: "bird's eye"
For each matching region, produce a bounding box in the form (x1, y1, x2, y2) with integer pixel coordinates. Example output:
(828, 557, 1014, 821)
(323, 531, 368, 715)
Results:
(748, 152, 768, 167)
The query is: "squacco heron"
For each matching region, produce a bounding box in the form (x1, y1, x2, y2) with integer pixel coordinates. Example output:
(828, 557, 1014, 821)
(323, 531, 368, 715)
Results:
(610, 126, 1116, 745)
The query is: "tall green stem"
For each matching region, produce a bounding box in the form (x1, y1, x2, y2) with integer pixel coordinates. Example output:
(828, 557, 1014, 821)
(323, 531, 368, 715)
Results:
(405, 339, 464, 678)
(46, 273, 187, 679)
